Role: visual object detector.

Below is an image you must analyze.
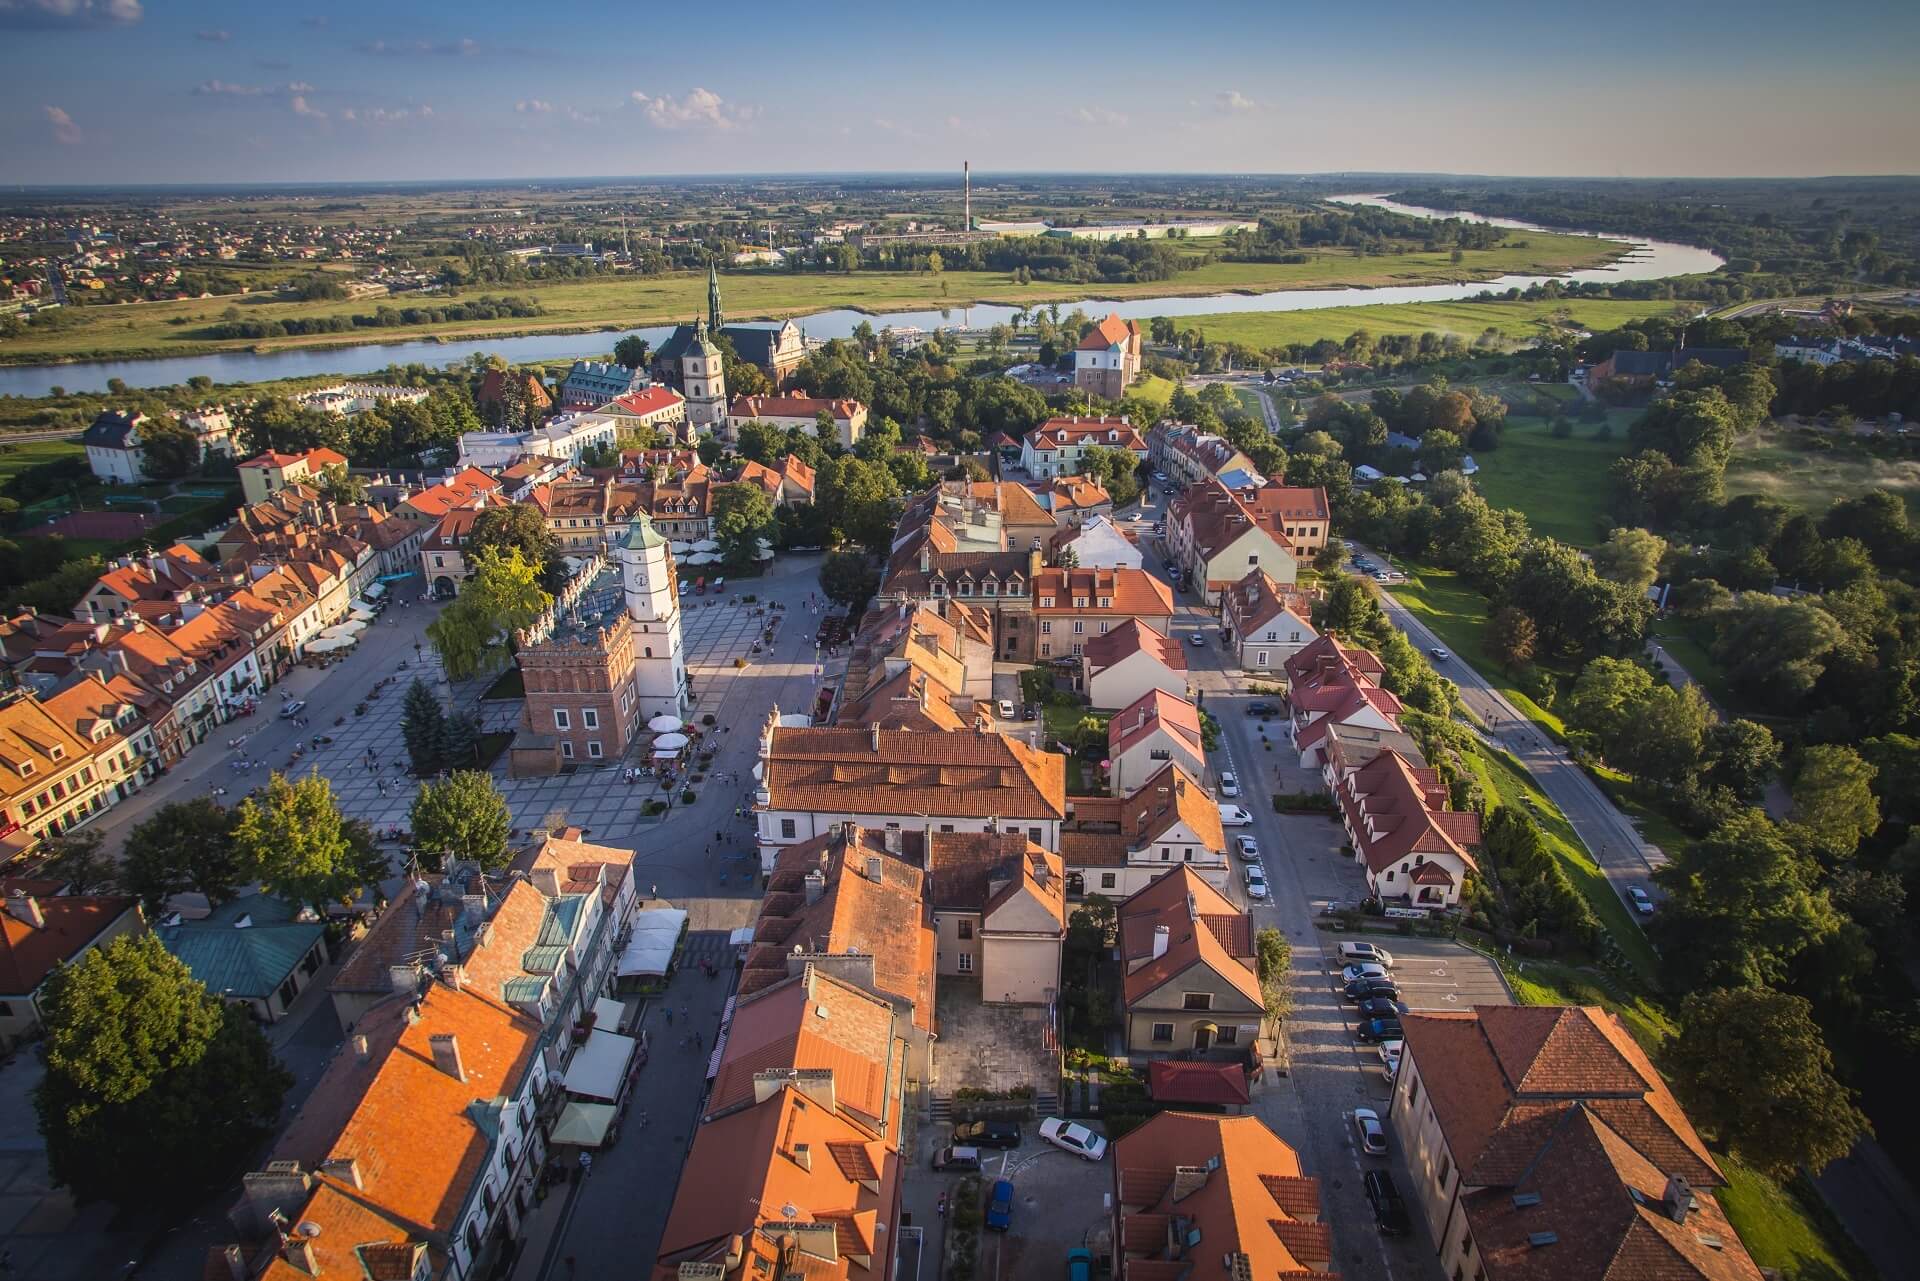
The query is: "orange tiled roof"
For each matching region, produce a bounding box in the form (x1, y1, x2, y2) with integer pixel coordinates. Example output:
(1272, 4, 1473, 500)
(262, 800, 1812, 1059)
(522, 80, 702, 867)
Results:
(763, 726, 1066, 821)
(707, 964, 904, 1130)
(1033, 566, 1172, 616)
(1108, 689, 1203, 759)
(1081, 617, 1187, 673)
(0, 889, 138, 995)
(1076, 313, 1139, 352)
(1116, 866, 1261, 1008)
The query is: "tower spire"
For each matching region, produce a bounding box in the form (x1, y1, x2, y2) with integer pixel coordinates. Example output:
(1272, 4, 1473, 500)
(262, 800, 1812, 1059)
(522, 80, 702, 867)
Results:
(707, 262, 723, 332)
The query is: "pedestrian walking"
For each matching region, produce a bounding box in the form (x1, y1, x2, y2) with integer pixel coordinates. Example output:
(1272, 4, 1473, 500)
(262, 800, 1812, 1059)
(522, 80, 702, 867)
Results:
(680, 1004, 688, 1023)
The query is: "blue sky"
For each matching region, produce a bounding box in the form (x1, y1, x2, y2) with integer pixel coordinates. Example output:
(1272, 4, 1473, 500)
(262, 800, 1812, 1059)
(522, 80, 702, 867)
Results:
(3, 0, 1916, 184)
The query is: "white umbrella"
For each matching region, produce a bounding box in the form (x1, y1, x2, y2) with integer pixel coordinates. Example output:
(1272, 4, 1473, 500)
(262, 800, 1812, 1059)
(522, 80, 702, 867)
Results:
(653, 732, 690, 750)
(306, 636, 348, 654)
(341, 618, 368, 634)
(756, 537, 774, 551)
(668, 541, 693, 555)
(350, 607, 376, 622)
(647, 714, 683, 733)
(691, 538, 720, 552)
(755, 546, 775, 560)
(686, 552, 721, 566)
(651, 747, 682, 759)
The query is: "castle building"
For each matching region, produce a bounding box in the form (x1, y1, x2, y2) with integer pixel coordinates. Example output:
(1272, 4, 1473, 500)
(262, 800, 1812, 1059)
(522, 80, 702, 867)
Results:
(511, 515, 686, 775)
(680, 319, 727, 437)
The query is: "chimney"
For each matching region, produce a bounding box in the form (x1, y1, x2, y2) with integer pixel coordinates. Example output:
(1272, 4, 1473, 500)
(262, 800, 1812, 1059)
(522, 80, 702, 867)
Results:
(804, 868, 826, 905)
(388, 963, 419, 995)
(1151, 924, 1170, 959)
(883, 827, 902, 855)
(213, 1245, 247, 1281)
(791, 1142, 813, 1172)
(865, 855, 883, 882)
(869, 722, 882, 753)
(1029, 542, 1043, 580)
(282, 1238, 317, 1275)
(352, 1033, 370, 1063)
(5, 893, 45, 930)
(444, 964, 466, 992)
(319, 1156, 363, 1189)
(1662, 1174, 1692, 1224)
(1170, 1163, 1211, 1202)
(530, 866, 562, 898)
(429, 1033, 466, 1082)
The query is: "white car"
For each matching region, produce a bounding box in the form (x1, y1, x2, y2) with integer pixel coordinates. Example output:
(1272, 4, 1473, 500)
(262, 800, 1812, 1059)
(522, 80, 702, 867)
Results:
(279, 700, 307, 719)
(1218, 805, 1254, 827)
(1627, 885, 1655, 915)
(997, 699, 1016, 719)
(1342, 963, 1389, 986)
(1428, 647, 1449, 661)
(1038, 1117, 1108, 1162)
(1235, 835, 1260, 861)
(1338, 941, 1395, 968)
(1378, 1039, 1404, 1069)
(1219, 771, 1241, 798)
(1187, 634, 1205, 647)
(1243, 864, 1269, 900)
(1352, 1107, 1388, 1156)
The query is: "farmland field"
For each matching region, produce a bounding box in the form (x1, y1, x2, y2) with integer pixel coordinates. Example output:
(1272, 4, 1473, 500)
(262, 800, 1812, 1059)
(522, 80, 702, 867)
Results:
(1723, 426, 1920, 516)
(1162, 297, 1687, 353)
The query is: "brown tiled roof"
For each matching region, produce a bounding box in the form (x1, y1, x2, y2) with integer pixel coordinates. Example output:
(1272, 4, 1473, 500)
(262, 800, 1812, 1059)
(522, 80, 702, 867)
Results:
(256, 1179, 435, 1281)
(1223, 569, 1315, 639)
(730, 393, 866, 422)
(0, 890, 138, 995)
(1108, 689, 1203, 758)
(1024, 416, 1148, 453)
(450, 879, 551, 1008)
(1033, 567, 1172, 617)
(1112, 1112, 1330, 1281)
(1075, 314, 1139, 353)
(1081, 617, 1187, 673)
(514, 831, 632, 907)
(1146, 1060, 1251, 1106)
(1116, 867, 1261, 1008)
(965, 480, 1054, 529)
(707, 964, 903, 1130)
(1117, 762, 1225, 853)
(762, 726, 1066, 821)
(1335, 749, 1480, 876)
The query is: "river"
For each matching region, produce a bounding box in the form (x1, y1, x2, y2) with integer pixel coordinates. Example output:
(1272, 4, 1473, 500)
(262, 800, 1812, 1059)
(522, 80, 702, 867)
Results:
(0, 196, 1722, 398)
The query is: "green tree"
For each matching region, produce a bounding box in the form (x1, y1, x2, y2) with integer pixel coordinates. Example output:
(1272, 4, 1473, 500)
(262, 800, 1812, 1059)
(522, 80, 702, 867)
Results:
(1860, 734, 1920, 820)
(1789, 744, 1880, 860)
(1255, 926, 1292, 1020)
(427, 547, 552, 680)
(401, 678, 449, 775)
(1591, 526, 1667, 594)
(1565, 656, 1657, 760)
(815, 455, 901, 553)
(37, 829, 117, 895)
(466, 502, 560, 571)
(612, 335, 652, 369)
(734, 419, 785, 464)
(819, 551, 879, 610)
(34, 934, 289, 1205)
(1486, 606, 1537, 668)
(1664, 986, 1870, 1180)
(1612, 682, 1713, 786)
(1701, 719, 1781, 802)
(119, 799, 245, 915)
(712, 481, 776, 573)
(410, 771, 514, 870)
(313, 464, 366, 504)
(1651, 809, 1839, 989)
(138, 417, 204, 480)
(233, 772, 367, 913)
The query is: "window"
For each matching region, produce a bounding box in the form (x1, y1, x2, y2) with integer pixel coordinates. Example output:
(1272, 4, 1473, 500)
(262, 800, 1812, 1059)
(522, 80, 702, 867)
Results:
(1040, 620, 1052, 634)
(1040, 643, 1051, 657)
(1073, 596, 1088, 609)
(957, 920, 974, 940)
(957, 952, 974, 973)
(1151, 1022, 1175, 1042)
(1039, 595, 1055, 608)
(1215, 1025, 1239, 1045)
(940, 823, 955, 833)
(1100, 873, 1118, 890)
(583, 708, 599, 730)
(1160, 847, 1171, 862)
(554, 709, 571, 731)
(1255, 651, 1269, 667)
(1072, 620, 1084, 634)
(1183, 993, 1213, 1011)
(560, 742, 574, 759)
(1408, 1075, 1422, 1107)
(1097, 597, 1111, 609)
(780, 818, 797, 839)
(1149, 748, 1171, 761)
(1386, 870, 1395, 882)
(982, 581, 997, 596)
(1098, 621, 1110, 633)
(588, 741, 603, 759)
(1029, 827, 1043, 842)
(1438, 1152, 1453, 1186)
(1071, 643, 1083, 657)
(957, 581, 973, 596)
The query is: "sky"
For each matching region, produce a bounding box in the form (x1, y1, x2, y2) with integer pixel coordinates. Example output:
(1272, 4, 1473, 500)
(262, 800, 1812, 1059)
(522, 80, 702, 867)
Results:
(3, 0, 1917, 186)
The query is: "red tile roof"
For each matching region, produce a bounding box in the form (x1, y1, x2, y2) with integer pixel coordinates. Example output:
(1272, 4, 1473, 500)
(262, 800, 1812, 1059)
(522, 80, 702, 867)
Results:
(238, 447, 346, 472)
(762, 726, 1066, 821)
(1033, 567, 1172, 617)
(608, 385, 686, 417)
(730, 393, 866, 421)
(1076, 313, 1140, 353)
(1335, 749, 1480, 876)
(1081, 617, 1187, 674)
(1116, 866, 1261, 1008)
(0, 891, 138, 995)
(1024, 416, 1148, 453)
(1108, 689, 1203, 759)
(1147, 1060, 1251, 1106)
(708, 964, 904, 1129)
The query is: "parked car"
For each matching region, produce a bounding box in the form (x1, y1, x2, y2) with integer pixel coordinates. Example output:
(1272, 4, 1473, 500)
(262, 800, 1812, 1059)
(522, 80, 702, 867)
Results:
(1219, 771, 1241, 798)
(954, 1120, 1022, 1149)
(1342, 963, 1389, 986)
(1039, 1117, 1108, 1162)
(1218, 805, 1254, 827)
(1428, 647, 1450, 661)
(1187, 633, 1205, 647)
(1364, 1169, 1411, 1235)
(1357, 997, 1409, 1020)
(1343, 978, 1400, 1002)
(1244, 865, 1270, 901)
(986, 1178, 1015, 1231)
(280, 700, 307, 719)
(1352, 1107, 1388, 1157)
(930, 1145, 982, 1172)
(1024, 703, 1040, 721)
(1378, 1040, 1404, 1073)
(1235, 835, 1260, 861)
(1067, 1248, 1094, 1281)
(1338, 941, 1395, 968)
(997, 699, 1016, 719)
(1356, 1018, 1404, 1043)
(1246, 701, 1279, 717)
(1627, 885, 1655, 915)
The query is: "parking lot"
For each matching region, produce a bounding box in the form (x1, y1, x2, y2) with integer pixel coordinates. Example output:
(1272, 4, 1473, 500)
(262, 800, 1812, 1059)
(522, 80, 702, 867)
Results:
(904, 1119, 1110, 1281)
(1320, 935, 1512, 1013)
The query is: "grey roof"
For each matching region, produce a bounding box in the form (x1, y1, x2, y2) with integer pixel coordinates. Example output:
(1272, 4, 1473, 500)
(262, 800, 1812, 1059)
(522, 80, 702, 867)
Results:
(82, 411, 140, 450)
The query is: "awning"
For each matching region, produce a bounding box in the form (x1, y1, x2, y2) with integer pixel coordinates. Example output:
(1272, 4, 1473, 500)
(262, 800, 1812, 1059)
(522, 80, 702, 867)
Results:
(617, 908, 688, 977)
(550, 1100, 617, 1148)
(563, 1028, 638, 1101)
(691, 538, 720, 552)
(592, 995, 626, 1031)
(651, 748, 681, 759)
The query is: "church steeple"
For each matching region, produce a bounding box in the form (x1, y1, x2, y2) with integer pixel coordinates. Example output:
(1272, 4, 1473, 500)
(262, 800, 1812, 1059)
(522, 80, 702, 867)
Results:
(707, 262, 723, 333)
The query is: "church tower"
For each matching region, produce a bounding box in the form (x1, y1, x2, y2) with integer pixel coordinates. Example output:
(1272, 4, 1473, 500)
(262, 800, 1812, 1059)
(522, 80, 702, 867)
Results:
(707, 262, 723, 332)
(618, 512, 687, 714)
(681, 317, 727, 437)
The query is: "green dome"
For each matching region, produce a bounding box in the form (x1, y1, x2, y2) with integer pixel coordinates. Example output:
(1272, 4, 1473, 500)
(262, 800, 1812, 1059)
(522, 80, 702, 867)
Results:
(624, 511, 666, 551)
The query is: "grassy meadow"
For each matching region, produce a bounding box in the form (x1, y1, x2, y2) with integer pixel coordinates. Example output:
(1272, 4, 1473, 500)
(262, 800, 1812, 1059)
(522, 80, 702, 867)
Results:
(1166, 297, 1687, 353)
(1471, 412, 1636, 547)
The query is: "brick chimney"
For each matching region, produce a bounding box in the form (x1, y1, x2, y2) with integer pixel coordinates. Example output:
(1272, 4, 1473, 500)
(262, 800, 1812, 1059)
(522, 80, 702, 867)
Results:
(5, 893, 45, 929)
(282, 1236, 317, 1275)
(1171, 1163, 1211, 1203)
(530, 866, 562, 898)
(429, 1033, 466, 1082)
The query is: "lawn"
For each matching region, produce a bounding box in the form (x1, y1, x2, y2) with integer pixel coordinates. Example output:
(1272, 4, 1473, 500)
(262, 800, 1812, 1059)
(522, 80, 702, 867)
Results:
(1723, 425, 1920, 517)
(1132, 374, 1177, 408)
(0, 233, 1629, 366)
(1471, 413, 1636, 548)
(0, 439, 84, 478)
(1167, 298, 1686, 355)
(1387, 564, 1569, 737)
(1716, 1156, 1871, 1281)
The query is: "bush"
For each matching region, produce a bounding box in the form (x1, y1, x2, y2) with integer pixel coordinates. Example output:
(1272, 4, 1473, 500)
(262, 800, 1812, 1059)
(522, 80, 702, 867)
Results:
(1273, 791, 1336, 814)
(1550, 417, 1575, 438)
(680, 788, 697, 804)
(642, 800, 667, 816)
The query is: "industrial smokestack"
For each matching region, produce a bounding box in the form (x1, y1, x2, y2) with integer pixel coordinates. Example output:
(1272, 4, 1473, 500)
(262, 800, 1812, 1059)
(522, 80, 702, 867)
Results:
(964, 161, 971, 231)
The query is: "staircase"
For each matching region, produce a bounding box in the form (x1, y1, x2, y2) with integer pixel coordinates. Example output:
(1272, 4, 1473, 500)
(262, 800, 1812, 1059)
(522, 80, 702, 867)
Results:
(928, 1093, 953, 1123)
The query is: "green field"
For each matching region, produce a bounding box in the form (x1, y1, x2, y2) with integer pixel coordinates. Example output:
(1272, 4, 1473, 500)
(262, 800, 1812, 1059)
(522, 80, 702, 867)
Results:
(1165, 298, 1687, 353)
(0, 231, 1625, 366)
(1132, 374, 1178, 408)
(1716, 1157, 1870, 1281)
(1471, 413, 1635, 548)
(1723, 426, 1920, 517)
(1387, 564, 1571, 737)
(0, 439, 84, 479)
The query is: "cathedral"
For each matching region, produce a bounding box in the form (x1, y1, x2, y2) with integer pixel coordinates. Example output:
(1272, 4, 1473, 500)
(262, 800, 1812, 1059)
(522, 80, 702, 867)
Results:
(510, 511, 688, 775)
(651, 264, 809, 406)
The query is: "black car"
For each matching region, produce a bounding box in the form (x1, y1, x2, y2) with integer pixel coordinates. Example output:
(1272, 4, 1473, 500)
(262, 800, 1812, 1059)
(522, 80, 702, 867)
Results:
(1246, 702, 1280, 717)
(1364, 1169, 1410, 1235)
(1343, 979, 1401, 1002)
(1356, 1018, 1404, 1043)
(1357, 997, 1409, 1020)
(953, 1120, 1022, 1149)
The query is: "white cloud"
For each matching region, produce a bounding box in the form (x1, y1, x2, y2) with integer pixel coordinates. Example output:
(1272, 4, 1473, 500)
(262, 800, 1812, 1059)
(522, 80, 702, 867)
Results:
(355, 36, 517, 57)
(1071, 106, 1128, 127)
(195, 28, 229, 42)
(41, 104, 83, 144)
(344, 104, 432, 125)
(629, 87, 755, 130)
(194, 80, 315, 99)
(1215, 90, 1258, 114)
(516, 99, 553, 114)
(290, 94, 326, 120)
(564, 107, 598, 124)
(0, 0, 141, 29)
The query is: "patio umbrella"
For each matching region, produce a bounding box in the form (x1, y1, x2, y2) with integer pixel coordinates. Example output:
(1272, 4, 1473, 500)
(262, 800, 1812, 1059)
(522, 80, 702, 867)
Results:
(755, 546, 775, 560)
(651, 747, 682, 759)
(652, 732, 690, 750)
(668, 541, 693, 554)
(340, 618, 368, 634)
(349, 607, 376, 622)
(686, 552, 721, 566)
(647, 714, 683, 733)
(691, 538, 721, 552)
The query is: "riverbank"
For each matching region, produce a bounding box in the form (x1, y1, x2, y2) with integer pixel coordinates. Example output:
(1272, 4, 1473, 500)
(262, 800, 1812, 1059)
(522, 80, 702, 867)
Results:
(1169, 297, 1689, 352)
(0, 229, 1624, 369)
